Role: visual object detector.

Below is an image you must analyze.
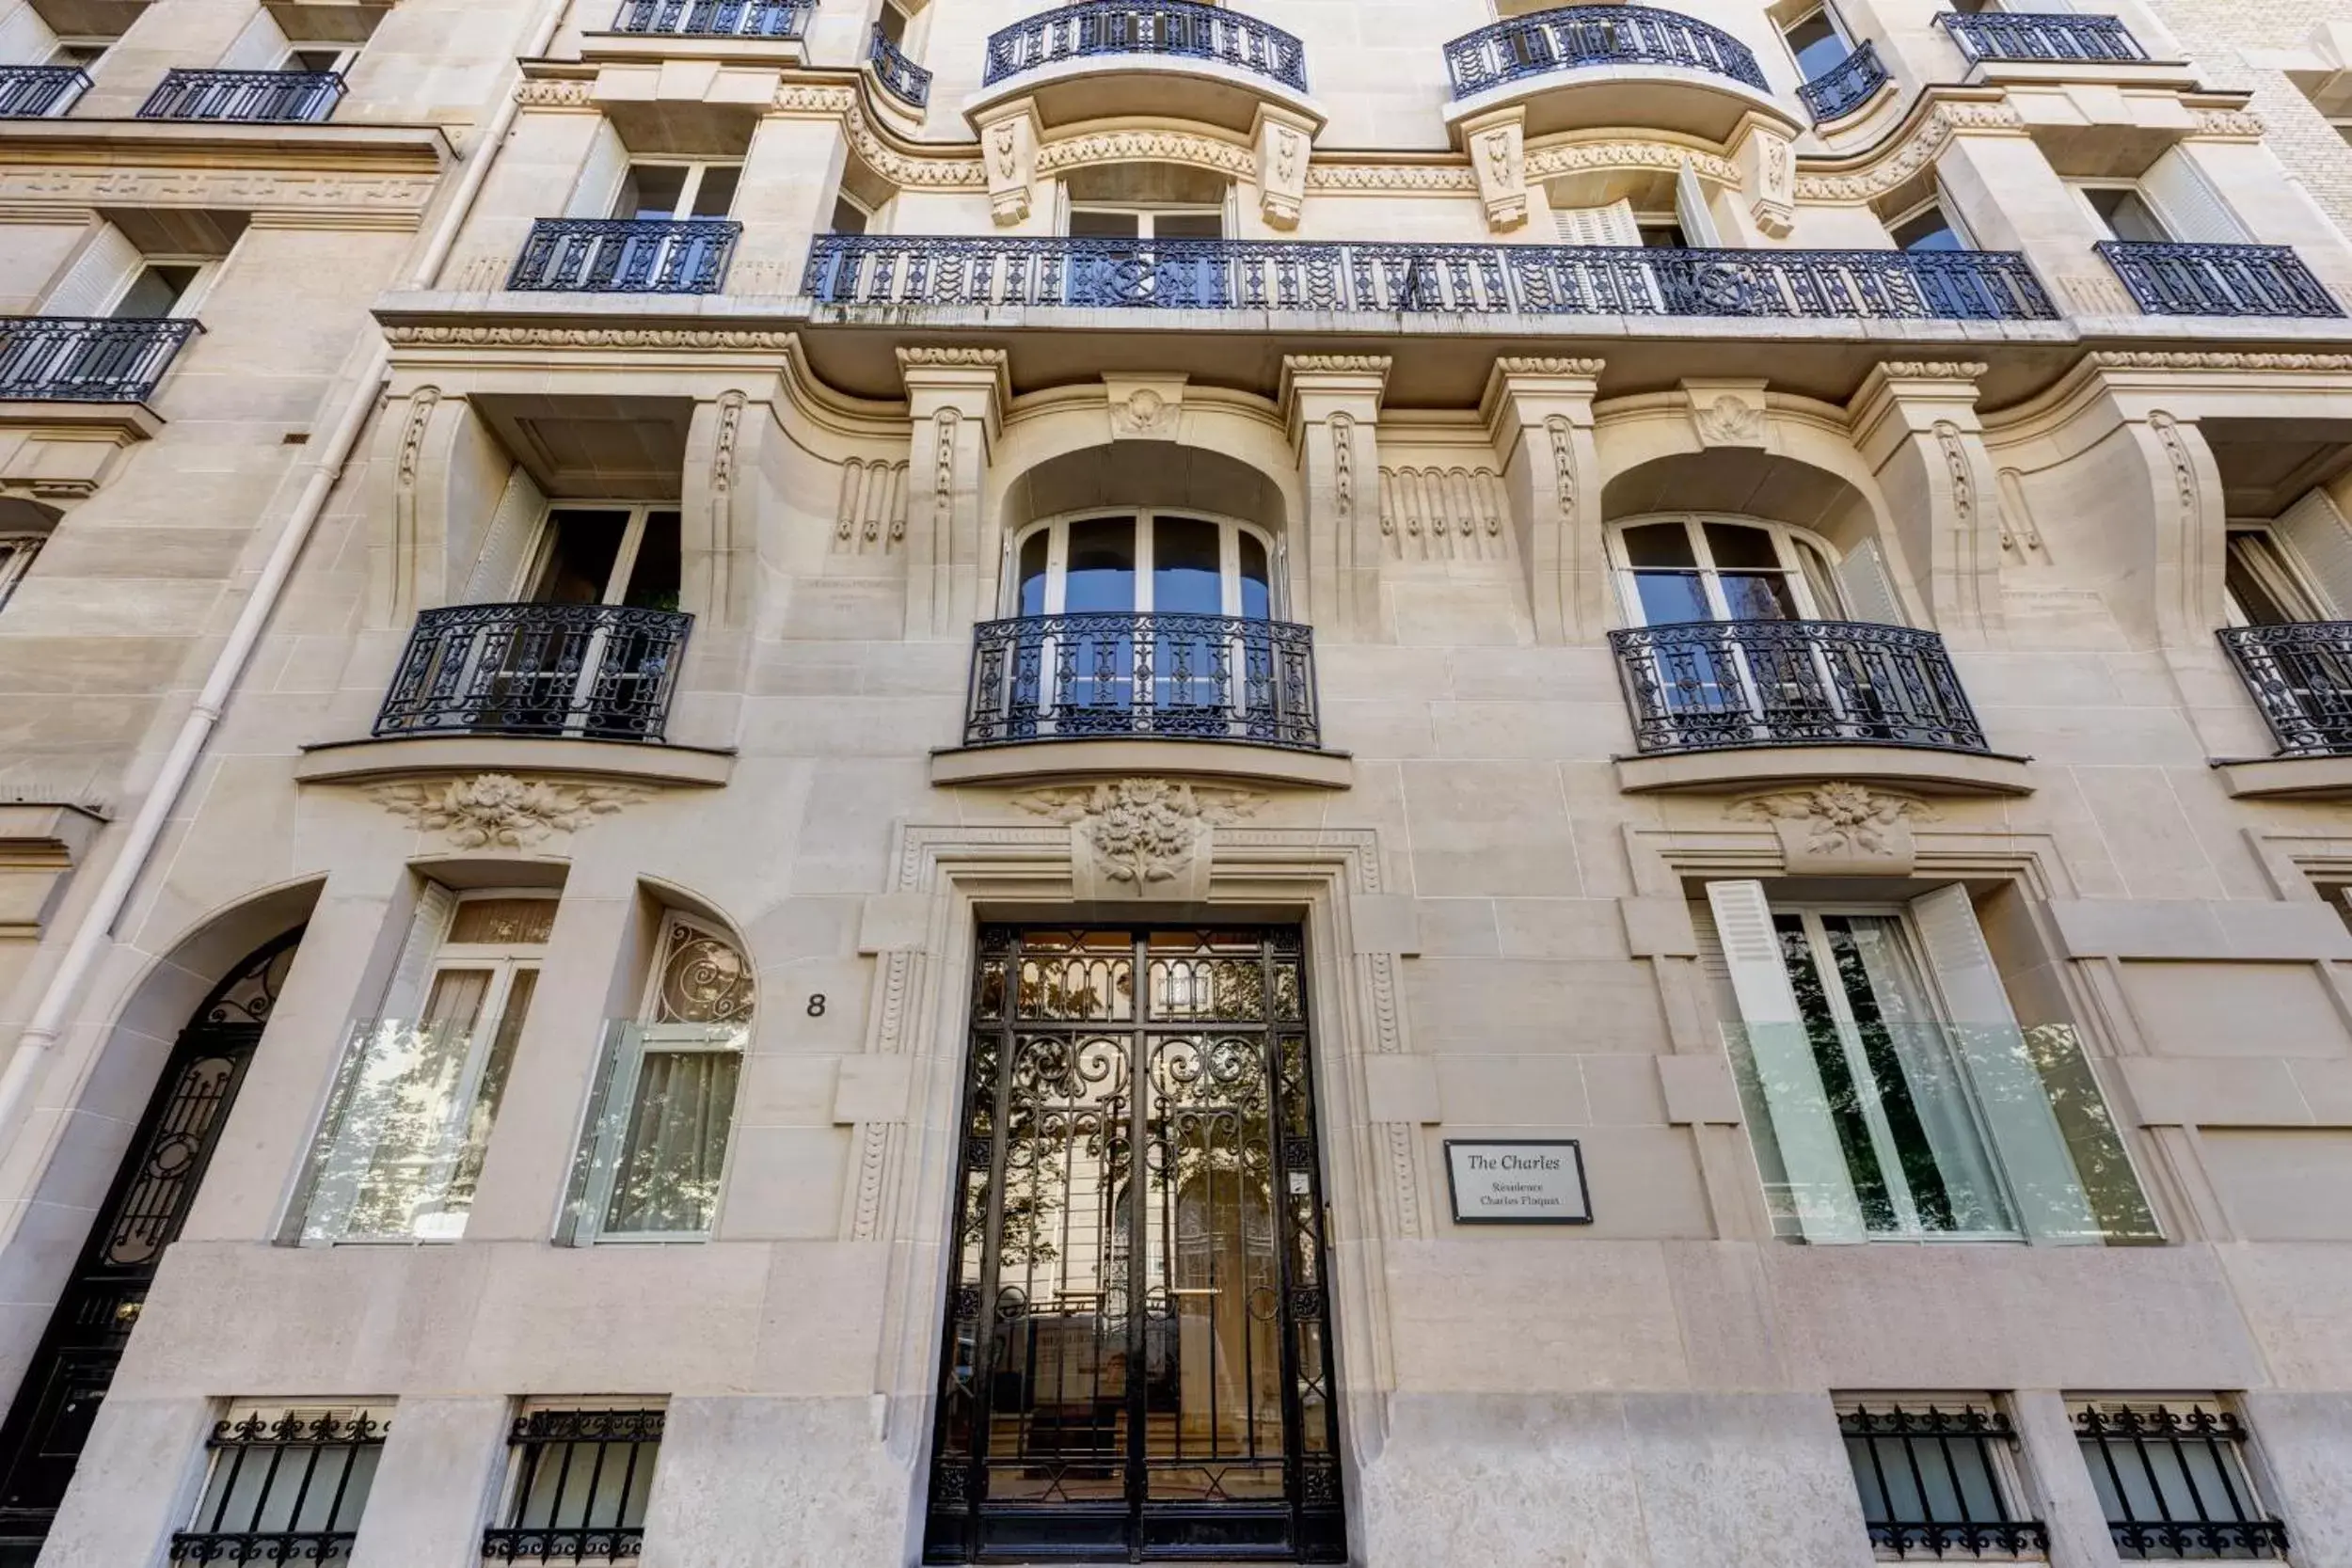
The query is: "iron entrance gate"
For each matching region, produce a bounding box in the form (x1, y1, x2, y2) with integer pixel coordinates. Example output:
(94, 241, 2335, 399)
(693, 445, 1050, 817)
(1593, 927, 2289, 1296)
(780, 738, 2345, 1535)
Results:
(925, 927, 1344, 1563)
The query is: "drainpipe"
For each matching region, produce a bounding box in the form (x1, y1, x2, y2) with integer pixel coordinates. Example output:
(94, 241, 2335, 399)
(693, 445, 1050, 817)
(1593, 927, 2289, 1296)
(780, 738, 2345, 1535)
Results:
(0, 0, 570, 1151)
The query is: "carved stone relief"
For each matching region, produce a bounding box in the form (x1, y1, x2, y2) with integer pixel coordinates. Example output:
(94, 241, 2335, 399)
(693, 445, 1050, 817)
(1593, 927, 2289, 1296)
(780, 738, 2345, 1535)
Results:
(1013, 778, 1263, 900)
(1732, 782, 1934, 875)
(1378, 464, 1508, 561)
(834, 457, 909, 554)
(370, 773, 650, 848)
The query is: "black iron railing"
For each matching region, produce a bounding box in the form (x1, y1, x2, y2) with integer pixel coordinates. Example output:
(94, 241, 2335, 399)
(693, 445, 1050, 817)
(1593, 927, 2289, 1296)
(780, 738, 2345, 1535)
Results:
(984, 0, 1306, 89)
(137, 68, 344, 122)
(1608, 618, 1991, 753)
(1444, 4, 1766, 95)
(1938, 10, 2148, 63)
(2074, 1406, 2286, 1560)
(508, 218, 739, 293)
(869, 24, 930, 107)
(482, 1408, 662, 1564)
(1840, 1405, 2051, 1559)
(2219, 622, 2352, 754)
(0, 316, 200, 402)
(168, 1410, 387, 1564)
(2096, 241, 2344, 318)
(0, 63, 91, 118)
(611, 0, 809, 35)
(374, 602, 693, 741)
(963, 611, 1321, 750)
(1798, 39, 1887, 120)
(805, 235, 2058, 319)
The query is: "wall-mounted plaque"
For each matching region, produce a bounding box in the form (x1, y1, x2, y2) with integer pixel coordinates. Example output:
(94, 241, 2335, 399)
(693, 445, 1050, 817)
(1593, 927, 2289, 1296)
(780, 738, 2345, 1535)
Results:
(1442, 1140, 1593, 1225)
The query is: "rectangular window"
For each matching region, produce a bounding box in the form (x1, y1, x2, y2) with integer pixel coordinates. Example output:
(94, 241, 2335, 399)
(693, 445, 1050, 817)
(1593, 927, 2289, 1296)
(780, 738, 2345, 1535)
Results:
(829, 193, 871, 234)
(290, 890, 553, 1243)
(484, 1406, 663, 1562)
(613, 161, 739, 220)
(1783, 6, 1850, 80)
(174, 1405, 389, 1563)
(2075, 183, 2169, 244)
(1839, 1400, 2046, 1559)
(2073, 1402, 2286, 1560)
(1890, 196, 1968, 253)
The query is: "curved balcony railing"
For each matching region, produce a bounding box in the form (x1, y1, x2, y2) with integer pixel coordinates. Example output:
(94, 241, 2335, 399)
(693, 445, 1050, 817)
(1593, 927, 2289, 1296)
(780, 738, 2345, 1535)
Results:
(869, 24, 930, 107)
(1608, 619, 1990, 754)
(137, 67, 343, 122)
(1798, 39, 1887, 121)
(374, 603, 694, 741)
(1443, 5, 1767, 97)
(2095, 242, 2344, 319)
(612, 0, 809, 36)
(963, 611, 1321, 750)
(2219, 623, 2352, 755)
(0, 317, 200, 403)
(805, 235, 2058, 321)
(1937, 11, 2146, 63)
(508, 217, 739, 293)
(0, 63, 91, 118)
(982, 0, 1307, 91)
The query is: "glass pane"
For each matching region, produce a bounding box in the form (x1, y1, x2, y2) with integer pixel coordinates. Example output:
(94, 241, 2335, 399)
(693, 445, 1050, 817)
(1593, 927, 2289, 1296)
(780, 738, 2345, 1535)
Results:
(1621, 521, 1698, 567)
(449, 897, 557, 946)
(1719, 572, 1800, 621)
(1069, 209, 1141, 239)
(2022, 1024, 2161, 1242)
(1786, 8, 1848, 77)
(829, 195, 868, 235)
(2088, 186, 2167, 244)
(518, 1438, 660, 1528)
(1796, 540, 1845, 619)
(1152, 212, 1224, 239)
(1152, 515, 1222, 614)
(1238, 532, 1271, 620)
(1639, 223, 1688, 249)
(689, 166, 739, 217)
(621, 512, 682, 611)
(433, 968, 536, 1235)
(530, 512, 629, 605)
(112, 266, 197, 320)
(310, 1007, 481, 1242)
(1893, 206, 1963, 252)
(1628, 571, 1711, 626)
(1063, 516, 1136, 612)
(1702, 522, 1782, 571)
(1776, 915, 1899, 1232)
(603, 1044, 741, 1234)
(620, 165, 688, 219)
(1018, 530, 1048, 616)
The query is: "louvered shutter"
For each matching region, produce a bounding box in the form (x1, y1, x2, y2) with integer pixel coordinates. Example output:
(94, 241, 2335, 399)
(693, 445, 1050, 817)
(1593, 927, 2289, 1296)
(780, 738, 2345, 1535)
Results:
(1906, 882, 2100, 1243)
(1704, 880, 1867, 1243)
(40, 222, 142, 317)
(2272, 488, 2352, 619)
(1555, 199, 1642, 247)
(2137, 147, 2248, 243)
(463, 465, 548, 602)
(1835, 538, 1906, 626)
(1676, 158, 1722, 247)
(380, 880, 457, 1018)
(565, 121, 632, 218)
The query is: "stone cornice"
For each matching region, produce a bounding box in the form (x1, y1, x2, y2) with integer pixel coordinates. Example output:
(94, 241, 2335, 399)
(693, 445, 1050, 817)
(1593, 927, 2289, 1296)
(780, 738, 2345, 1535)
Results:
(1795, 91, 2025, 203)
(381, 324, 803, 350)
(774, 78, 985, 188)
(1037, 127, 1254, 179)
(0, 122, 448, 220)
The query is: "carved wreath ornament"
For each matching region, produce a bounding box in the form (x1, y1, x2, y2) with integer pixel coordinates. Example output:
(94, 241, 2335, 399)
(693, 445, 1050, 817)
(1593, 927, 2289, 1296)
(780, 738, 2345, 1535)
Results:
(370, 772, 648, 848)
(1732, 782, 1931, 858)
(1013, 778, 1261, 885)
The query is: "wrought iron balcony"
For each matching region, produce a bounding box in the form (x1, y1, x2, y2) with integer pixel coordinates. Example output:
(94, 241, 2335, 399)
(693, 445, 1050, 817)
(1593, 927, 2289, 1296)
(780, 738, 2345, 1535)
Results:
(0, 63, 91, 118)
(1937, 11, 2147, 64)
(2095, 241, 2344, 318)
(983, 0, 1307, 90)
(805, 235, 2058, 320)
(1797, 39, 1886, 121)
(963, 611, 1321, 751)
(869, 24, 930, 107)
(611, 0, 809, 35)
(508, 217, 739, 293)
(1608, 618, 1991, 754)
(2219, 622, 2352, 755)
(0, 316, 200, 403)
(373, 602, 694, 741)
(137, 67, 344, 123)
(1443, 5, 1767, 96)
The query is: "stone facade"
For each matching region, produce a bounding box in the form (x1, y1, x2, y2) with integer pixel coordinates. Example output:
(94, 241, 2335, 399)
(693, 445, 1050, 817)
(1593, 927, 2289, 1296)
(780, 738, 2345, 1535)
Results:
(3, 0, 2352, 1561)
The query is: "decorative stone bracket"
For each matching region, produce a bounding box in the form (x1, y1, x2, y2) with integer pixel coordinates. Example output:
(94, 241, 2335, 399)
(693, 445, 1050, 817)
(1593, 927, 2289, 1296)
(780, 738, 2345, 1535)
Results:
(1461, 106, 1527, 232)
(1729, 113, 1795, 239)
(977, 100, 1040, 226)
(1254, 106, 1314, 230)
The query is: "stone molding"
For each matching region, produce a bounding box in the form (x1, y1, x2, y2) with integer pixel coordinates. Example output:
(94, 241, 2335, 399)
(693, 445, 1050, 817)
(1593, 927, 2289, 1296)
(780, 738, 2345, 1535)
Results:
(1615, 745, 2036, 796)
(1036, 126, 1253, 179)
(1523, 139, 1739, 185)
(1796, 98, 2026, 202)
(296, 736, 735, 788)
(0, 166, 439, 218)
(379, 325, 802, 350)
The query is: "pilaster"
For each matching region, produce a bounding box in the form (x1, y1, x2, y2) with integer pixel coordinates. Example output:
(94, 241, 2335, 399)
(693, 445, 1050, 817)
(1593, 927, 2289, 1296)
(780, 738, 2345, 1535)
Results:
(898, 346, 1009, 641)
(1846, 360, 2003, 644)
(1480, 356, 1605, 644)
(1279, 356, 1390, 640)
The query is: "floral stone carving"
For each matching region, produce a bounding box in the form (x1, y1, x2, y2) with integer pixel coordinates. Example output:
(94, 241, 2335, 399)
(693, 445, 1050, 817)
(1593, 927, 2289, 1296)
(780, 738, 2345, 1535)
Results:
(1732, 782, 1933, 874)
(370, 773, 650, 848)
(1014, 778, 1262, 897)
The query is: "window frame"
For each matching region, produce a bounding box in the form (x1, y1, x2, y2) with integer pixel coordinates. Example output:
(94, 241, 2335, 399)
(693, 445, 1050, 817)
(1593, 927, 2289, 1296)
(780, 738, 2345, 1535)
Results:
(279, 43, 358, 73)
(2222, 524, 2330, 626)
(520, 501, 681, 607)
(1887, 192, 1974, 253)
(176, 1403, 392, 1559)
(1836, 1395, 2045, 1561)
(486, 1402, 666, 1560)
(1780, 4, 1852, 82)
(1064, 202, 1230, 242)
(2069, 180, 2172, 244)
(829, 189, 876, 235)
(2070, 1399, 2287, 1561)
(1007, 509, 1283, 619)
(1605, 514, 1848, 627)
(610, 158, 742, 222)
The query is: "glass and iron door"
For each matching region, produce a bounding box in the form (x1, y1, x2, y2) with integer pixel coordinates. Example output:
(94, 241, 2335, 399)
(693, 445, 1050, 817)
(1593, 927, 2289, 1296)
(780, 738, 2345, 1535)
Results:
(0, 929, 302, 1567)
(926, 928, 1343, 1563)
(1066, 208, 1227, 307)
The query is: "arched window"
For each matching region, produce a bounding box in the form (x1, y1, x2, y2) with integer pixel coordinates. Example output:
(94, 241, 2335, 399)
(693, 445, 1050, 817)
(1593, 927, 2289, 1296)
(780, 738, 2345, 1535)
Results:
(1010, 512, 1277, 620)
(1610, 515, 1896, 626)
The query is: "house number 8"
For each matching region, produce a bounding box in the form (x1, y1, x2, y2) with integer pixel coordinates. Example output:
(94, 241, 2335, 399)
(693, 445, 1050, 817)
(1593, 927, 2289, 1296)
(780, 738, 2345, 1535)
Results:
(806, 993, 827, 1017)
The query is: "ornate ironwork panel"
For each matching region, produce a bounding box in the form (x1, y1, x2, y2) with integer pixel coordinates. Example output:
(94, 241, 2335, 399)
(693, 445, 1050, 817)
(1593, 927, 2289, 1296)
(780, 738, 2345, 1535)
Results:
(0, 65, 90, 118)
(804, 236, 2057, 321)
(168, 1410, 386, 1564)
(1443, 4, 1768, 94)
(508, 219, 740, 293)
(1937, 10, 2147, 62)
(2074, 1406, 2287, 1560)
(372, 602, 693, 741)
(2095, 242, 2344, 319)
(962, 612, 1321, 752)
(927, 928, 1343, 1563)
(1840, 1404, 2050, 1559)
(1607, 618, 1992, 755)
(2219, 622, 2352, 754)
(610, 0, 807, 35)
(983, 1, 1307, 90)
(1797, 40, 1886, 121)
(0, 932, 303, 1566)
(0, 317, 201, 404)
(136, 68, 344, 122)
(869, 24, 931, 106)
(482, 1408, 662, 1563)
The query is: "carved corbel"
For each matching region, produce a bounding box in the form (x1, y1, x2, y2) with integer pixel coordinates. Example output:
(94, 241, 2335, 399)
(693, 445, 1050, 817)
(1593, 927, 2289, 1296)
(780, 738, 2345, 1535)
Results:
(977, 101, 1040, 226)
(1682, 378, 1770, 449)
(897, 347, 1010, 640)
(1480, 357, 1605, 643)
(1461, 107, 1528, 232)
(1846, 361, 1999, 641)
(1104, 374, 1185, 440)
(1253, 106, 1313, 230)
(1279, 356, 1391, 638)
(1729, 114, 1795, 239)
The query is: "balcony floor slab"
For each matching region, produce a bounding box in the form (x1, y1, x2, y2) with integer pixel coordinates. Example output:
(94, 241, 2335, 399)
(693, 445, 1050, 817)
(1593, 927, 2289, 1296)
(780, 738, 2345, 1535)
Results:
(931, 737, 1353, 790)
(294, 734, 736, 787)
(2211, 753, 2352, 800)
(1613, 743, 2035, 796)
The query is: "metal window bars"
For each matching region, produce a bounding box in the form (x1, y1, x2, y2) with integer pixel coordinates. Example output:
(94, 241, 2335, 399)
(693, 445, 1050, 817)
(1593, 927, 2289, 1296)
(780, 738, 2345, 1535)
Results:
(372, 602, 693, 741)
(0, 63, 91, 118)
(867, 23, 930, 107)
(1937, 10, 2148, 63)
(168, 1408, 388, 1564)
(1442, 4, 1770, 96)
(609, 0, 809, 34)
(961, 610, 1323, 750)
(982, 0, 1308, 90)
(2094, 242, 2344, 318)
(482, 1408, 663, 1563)
(0, 317, 200, 403)
(2218, 621, 2352, 754)
(1798, 39, 1888, 121)
(1839, 1404, 2049, 1559)
(136, 68, 345, 122)
(507, 219, 740, 293)
(2074, 1405, 2287, 1560)
(804, 236, 2058, 320)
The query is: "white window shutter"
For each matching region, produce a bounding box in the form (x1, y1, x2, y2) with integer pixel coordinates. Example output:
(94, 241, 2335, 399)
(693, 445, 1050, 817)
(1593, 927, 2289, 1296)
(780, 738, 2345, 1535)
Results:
(464, 465, 548, 602)
(380, 880, 457, 1019)
(1675, 158, 1722, 248)
(41, 222, 142, 318)
(1906, 882, 2101, 1243)
(2138, 147, 2247, 244)
(1555, 198, 1642, 247)
(1835, 538, 1905, 626)
(1704, 880, 1866, 1243)
(2272, 488, 2352, 619)
(566, 121, 631, 218)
